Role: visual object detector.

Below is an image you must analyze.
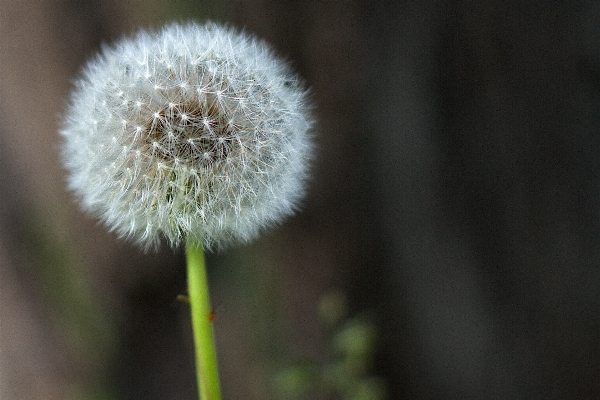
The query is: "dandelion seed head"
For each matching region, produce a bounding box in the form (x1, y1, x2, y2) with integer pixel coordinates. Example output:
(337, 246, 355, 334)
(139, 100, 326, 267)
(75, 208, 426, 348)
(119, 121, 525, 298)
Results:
(60, 22, 314, 250)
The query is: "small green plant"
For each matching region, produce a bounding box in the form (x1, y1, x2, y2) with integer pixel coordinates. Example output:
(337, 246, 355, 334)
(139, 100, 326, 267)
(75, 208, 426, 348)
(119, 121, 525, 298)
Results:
(274, 291, 387, 400)
(60, 21, 314, 400)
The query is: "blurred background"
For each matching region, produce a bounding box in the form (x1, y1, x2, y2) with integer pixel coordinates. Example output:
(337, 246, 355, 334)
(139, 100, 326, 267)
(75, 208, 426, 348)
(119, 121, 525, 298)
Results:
(2, 0, 600, 399)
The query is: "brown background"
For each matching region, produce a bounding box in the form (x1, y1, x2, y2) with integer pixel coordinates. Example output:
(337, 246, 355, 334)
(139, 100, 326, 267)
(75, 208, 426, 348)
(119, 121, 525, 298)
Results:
(2, 0, 600, 399)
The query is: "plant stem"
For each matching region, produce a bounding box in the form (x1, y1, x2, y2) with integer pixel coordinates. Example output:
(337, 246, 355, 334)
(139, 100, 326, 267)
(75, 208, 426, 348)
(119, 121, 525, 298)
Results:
(186, 240, 221, 400)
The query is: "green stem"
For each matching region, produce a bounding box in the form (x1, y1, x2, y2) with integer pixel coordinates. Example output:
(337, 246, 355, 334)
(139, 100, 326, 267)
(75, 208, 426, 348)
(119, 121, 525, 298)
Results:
(186, 240, 222, 400)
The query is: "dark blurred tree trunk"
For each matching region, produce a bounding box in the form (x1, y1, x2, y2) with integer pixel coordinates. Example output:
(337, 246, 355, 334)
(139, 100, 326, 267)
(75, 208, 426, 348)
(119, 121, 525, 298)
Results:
(367, 1, 600, 398)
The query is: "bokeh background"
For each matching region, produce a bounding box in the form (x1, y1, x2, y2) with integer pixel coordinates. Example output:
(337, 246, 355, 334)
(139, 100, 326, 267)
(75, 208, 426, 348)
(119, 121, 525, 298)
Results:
(3, 1, 600, 399)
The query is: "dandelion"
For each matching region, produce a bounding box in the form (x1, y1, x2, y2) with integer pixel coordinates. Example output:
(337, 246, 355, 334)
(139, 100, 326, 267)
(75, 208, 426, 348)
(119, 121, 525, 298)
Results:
(60, 22, 314, 400)
(60, 21, 313, 251)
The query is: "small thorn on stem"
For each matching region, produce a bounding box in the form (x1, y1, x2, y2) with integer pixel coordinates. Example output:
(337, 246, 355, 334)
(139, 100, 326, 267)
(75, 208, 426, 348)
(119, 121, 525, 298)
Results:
(176, 294, 190, 303)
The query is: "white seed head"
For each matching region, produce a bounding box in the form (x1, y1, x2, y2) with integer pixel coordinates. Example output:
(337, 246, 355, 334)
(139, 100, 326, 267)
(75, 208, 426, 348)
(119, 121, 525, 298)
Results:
(60, 22, 314, 250)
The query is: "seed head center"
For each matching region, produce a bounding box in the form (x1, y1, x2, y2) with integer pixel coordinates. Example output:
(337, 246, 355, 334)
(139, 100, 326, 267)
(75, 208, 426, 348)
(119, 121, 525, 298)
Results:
(143, 99, 235, 167)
